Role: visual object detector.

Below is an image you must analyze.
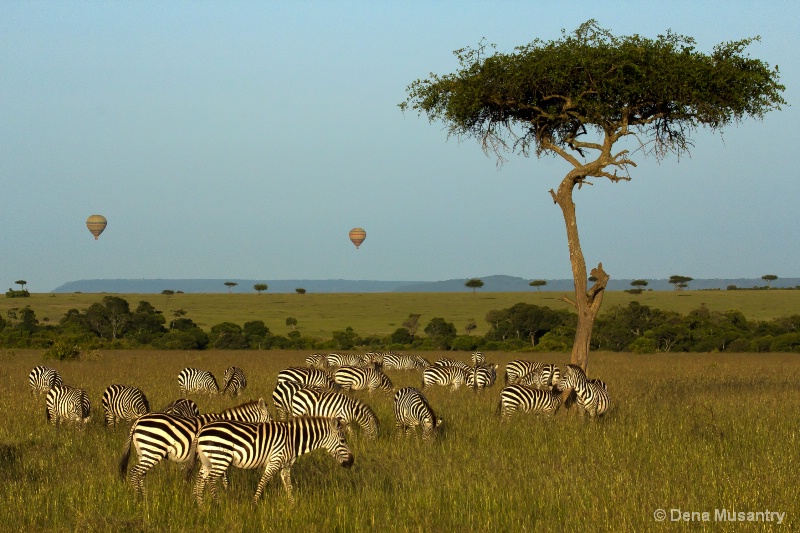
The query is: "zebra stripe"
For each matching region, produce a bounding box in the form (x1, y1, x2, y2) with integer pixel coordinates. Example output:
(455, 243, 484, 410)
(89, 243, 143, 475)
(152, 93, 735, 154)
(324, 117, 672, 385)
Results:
(178, 368, 219, 396)
(497, 385, 563, 420)
(119, 399, 272, 498)
(382, 353, 431, 370)
(333, 366, 394, 394)
(326, 352, 372, 368)
(272, 380, 325, 421)
(471, 351, 486, 366)
(305, 353, 329, 369)
(222, 367, 247, 396)
(162, 398, 200, 418)
(433, 358, 471, 371)
(504, 360, 545, 384)
(422, 366, 470, 391)
(518, 364, 561, 390)
(192, 416, 354, 504)
(29, 366, 62, 395)
(557, 365, 610, 418)
(393, 387, 441, 440)
(46, 385, 90, 427)
(467, 364, 499, 391)
(102, 384, 151, 426)
(276, 367, 339, 392)
(289, 388, 379, 438)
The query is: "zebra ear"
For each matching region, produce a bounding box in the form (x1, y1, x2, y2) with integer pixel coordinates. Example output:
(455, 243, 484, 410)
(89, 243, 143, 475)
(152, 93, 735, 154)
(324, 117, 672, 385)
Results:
(435, 418, 443, 428)
(258, 398, 267, 410)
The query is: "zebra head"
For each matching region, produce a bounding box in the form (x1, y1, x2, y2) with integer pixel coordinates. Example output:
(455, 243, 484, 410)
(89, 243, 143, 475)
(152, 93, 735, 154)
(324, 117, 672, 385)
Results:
(421, 414, 443, 441)
(323, 417, 354, 468)
(379, 372, 394, 395)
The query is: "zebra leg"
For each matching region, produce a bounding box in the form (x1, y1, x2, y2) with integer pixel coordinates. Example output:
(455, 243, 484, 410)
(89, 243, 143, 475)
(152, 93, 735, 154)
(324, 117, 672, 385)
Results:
(394, 422, 404, 438)
(253, 459, 283, 504)
(194, 467, 210, 505)
(279, 465, 295, 503)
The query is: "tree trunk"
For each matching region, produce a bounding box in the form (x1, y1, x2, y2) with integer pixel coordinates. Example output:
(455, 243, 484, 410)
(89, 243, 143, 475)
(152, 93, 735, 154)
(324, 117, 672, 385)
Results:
(550, 171, 610, 372)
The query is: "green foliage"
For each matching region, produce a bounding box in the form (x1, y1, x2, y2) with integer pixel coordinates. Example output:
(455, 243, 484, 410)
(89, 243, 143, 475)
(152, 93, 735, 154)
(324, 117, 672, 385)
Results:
(669, 275, 694, 290)
(390, 327, 413, 345)
(424, 318, 457, 349)
(331, 327, 359, 350)
(254, 283, 268, 294)
(484, 302, 573, 346)
(209, 322, 249, 349)
(42, 341, 80, 361)
(464, 278, 484, 294)
(5, 289, 30, 298)
(295, 288, 306, 294)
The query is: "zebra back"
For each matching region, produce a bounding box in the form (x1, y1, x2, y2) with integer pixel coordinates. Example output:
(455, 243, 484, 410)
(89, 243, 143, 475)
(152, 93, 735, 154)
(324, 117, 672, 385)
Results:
(498, 384, 563, 419)
(434, 358, 471, 371)
(333, 366, 394, 394)
(504, 360, 545, 384)
(102, 384, 151, 426)
(277, 367, 339, 391)
(422, 366, 469, 391)
(222, 366, 247, 396)
(305, 353, 329, 369)
(29, 366, 63, 395)
(519, 364, 561, 390)
(471, 351, 486, 366)
(467, 364, 498, 391)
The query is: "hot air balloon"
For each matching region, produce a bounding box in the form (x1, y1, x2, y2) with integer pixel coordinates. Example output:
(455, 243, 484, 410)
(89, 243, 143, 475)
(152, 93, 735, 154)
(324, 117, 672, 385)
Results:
(349, 227, 366, 249)
(86, 214, 107, 240)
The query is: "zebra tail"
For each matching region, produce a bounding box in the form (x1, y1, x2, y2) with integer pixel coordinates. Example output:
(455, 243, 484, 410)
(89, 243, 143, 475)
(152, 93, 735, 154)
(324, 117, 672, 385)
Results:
(185, 434, 199, 482)
(495, 396, 502, 417)
(118, 426, 134, 481)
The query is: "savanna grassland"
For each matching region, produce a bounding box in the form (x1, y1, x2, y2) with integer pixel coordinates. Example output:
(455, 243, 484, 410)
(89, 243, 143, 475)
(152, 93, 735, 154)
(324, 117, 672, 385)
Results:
(2, 348, 799, 532)
(4, 289, 799, 338)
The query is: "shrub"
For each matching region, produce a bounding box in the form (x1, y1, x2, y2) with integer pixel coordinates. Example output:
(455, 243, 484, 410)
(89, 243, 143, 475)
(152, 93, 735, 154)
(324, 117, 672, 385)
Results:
(629, 336, 658, 354)
(43, 341, 80, 361)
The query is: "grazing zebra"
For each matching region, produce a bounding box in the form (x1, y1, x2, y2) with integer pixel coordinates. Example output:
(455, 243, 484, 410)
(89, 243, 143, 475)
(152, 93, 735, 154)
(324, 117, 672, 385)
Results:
(305, 353, 329, 369)
(222, 367, 247, 396)
(333, 366, 394, 394)
(518, 364, 561, 390)
(272, 380, 326, 421)
(119, 399, 271, 498)
(191, 416, 355, 505)
(393, 387, 441, 440)
(467, 364, 499, 392)
(162, 398, 200, 418)
(178, 368, 219, 396)
(433, 358, 472, 372)
(471, 351, 486, 366)
(326, 352, 372, 368)
(504, 359, 545, 385)
(46, 385, 90, 427)
(557, 365, 610, 418)
(590, 378, 608, 391)
(288, 388, 379, 438)
(276, 367, 339, 392)
(383, 353, 431, 370)
(29, 366, 62, 395)
(497, 384, 563, 420)
(102, 384, 151, 426)
(422, 366, 470, 391)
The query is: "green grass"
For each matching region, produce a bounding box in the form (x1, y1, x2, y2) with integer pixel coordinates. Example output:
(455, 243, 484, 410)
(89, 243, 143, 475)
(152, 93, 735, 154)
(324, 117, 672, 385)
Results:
(1, 349, 799, 531)
(4, 289, 800, 339)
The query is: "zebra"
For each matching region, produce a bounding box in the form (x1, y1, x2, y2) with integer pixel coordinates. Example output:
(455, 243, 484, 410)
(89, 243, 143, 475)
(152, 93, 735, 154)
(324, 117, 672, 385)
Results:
(162, 398, 200, 418)
(383, 353, 431, 370)
(178, 368, 219, 396)
(276, 367, 339, 392)
(288, 388, 379, 438)
(333, 366, 394, 394)
(327, 352, 373, 368)
(46, 385, 90, 427)
(29, 366, 62, 395)
(422, 366, 470, 391)
(467, 364, 499, 392)
(119, 398, 272, 498)
(305, 353, 329, 369)
(518, 364, 561, 390)
(191, 416, 354, 505)
(497, 384, 563, 420)
(433, 358, 472, 372)
(272, 380, 326, 421)
(504, 359, 545, 385)
(590, 378, 608, 391)
(102, 384, 151, 426)
(557, 365, 610, 418)
(393, 387, 441, 441)
(471, 351, 486, 366)
(222, 366, 247, 396)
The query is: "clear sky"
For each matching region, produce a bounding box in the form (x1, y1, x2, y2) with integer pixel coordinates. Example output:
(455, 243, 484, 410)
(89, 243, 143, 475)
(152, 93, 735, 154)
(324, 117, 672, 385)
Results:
(1, 1, 797, 292)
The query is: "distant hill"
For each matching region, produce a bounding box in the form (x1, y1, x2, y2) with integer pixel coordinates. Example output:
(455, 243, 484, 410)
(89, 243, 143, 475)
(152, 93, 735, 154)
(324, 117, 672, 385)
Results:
(51, 275, 800, 294)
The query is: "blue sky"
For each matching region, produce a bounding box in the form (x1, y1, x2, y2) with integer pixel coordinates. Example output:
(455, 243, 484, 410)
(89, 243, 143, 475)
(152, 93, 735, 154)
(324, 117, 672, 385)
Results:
(1, 1, 797, 292)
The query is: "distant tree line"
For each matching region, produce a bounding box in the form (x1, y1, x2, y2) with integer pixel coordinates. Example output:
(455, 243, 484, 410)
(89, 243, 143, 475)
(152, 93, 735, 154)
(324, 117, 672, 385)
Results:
(1, 296, 799, 354)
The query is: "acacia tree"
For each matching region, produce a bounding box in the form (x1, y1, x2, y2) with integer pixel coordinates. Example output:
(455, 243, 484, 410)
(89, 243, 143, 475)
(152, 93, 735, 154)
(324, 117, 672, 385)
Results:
(224, 281, 238, 293)
(401, 20, 784, 370)
(762, 274, 778, 288)
(465, 278, 484, 295)
(254, 283, 268, 294)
